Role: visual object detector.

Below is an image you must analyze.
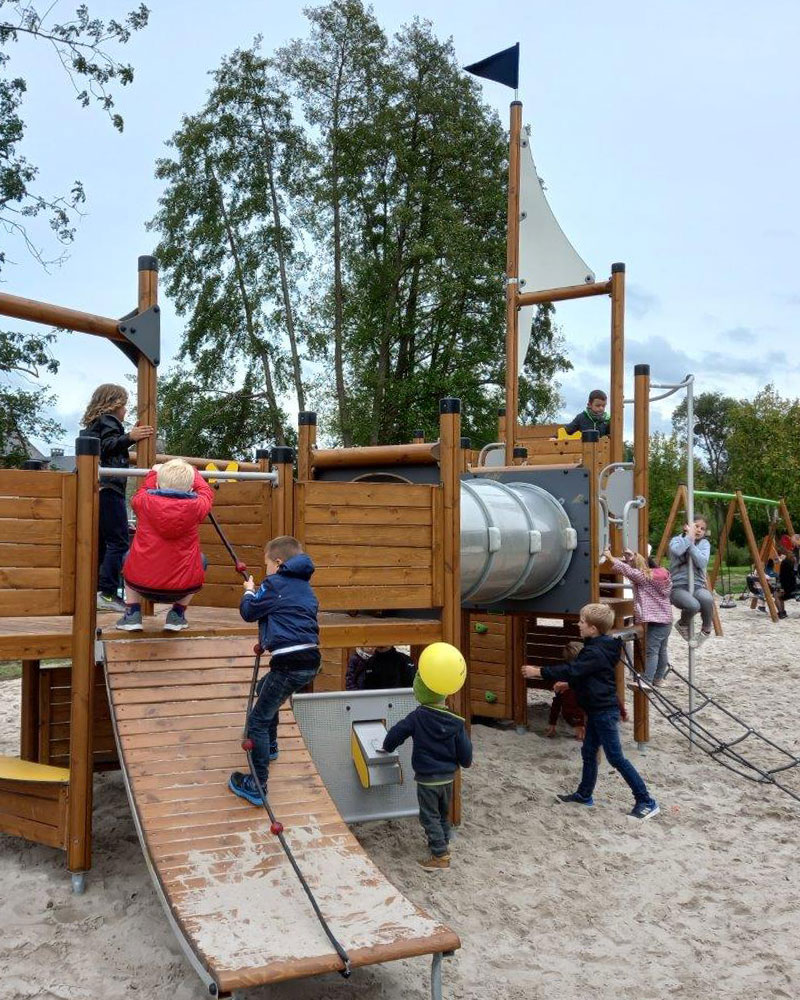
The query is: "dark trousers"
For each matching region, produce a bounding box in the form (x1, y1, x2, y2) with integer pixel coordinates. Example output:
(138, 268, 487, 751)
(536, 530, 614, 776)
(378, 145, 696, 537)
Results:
(417, 781, 453, 857)
(98, 489, 129, 596)
(246, 652, 319, 785)
(577, 709, 653, 806)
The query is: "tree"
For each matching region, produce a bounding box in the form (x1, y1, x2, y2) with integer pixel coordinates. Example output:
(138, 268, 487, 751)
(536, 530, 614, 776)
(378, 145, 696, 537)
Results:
(0, 2, 149, 461)
(150, 45, 310, 445)
(647, 430, 685, 547)
(519, 303, 572, 425)
(672, 391, 737, 490)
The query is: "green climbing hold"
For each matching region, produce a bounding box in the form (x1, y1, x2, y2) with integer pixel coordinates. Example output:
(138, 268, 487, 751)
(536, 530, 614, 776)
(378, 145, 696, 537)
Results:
(485, 690, 498, 703)
(474, 623, 489, 634)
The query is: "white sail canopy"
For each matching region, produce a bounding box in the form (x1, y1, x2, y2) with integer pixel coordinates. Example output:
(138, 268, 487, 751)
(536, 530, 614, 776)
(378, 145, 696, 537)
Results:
(517, 129, 594, 372)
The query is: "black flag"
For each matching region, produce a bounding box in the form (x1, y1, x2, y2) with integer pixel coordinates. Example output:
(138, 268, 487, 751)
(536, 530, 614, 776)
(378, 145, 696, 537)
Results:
(464, 43, 519, 90)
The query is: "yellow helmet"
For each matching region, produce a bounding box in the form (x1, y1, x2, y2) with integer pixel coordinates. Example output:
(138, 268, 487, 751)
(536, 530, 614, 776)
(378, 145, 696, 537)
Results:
(418, 642, 467, 696)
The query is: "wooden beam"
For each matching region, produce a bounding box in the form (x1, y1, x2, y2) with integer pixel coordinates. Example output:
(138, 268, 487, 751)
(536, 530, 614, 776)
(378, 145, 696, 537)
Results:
(609, 263, 625, 469)
(0, 291, 123, 341)
(67, 436, 100, 875)
(297, 412, 316, 482)
(515, 279, 612, 307)
(655, 485, 687, 565)
(311, 442, 437, 469)
(737, 490, 779, 622)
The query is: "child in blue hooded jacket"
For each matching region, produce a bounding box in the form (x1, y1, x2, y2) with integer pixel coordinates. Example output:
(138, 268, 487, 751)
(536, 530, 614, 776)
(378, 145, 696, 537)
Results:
(228, 535, 320, 806)
(382, 672, 472, 871)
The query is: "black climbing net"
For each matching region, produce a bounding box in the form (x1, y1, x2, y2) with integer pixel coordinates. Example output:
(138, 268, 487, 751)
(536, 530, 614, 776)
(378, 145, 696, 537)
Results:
(620, 638, 800, 804)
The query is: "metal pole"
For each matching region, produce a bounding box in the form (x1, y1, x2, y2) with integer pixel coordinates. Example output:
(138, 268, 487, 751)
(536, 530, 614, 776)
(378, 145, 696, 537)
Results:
(97, 467, 278, 483)
(685, 375, 696, 748)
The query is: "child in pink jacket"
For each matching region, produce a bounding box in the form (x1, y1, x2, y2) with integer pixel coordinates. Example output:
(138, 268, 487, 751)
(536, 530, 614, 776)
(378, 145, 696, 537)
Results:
(605, 548, 672, 688)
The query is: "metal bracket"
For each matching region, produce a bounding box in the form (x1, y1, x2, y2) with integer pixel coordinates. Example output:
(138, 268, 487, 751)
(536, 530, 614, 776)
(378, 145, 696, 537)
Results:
(115, 305, 161, 367)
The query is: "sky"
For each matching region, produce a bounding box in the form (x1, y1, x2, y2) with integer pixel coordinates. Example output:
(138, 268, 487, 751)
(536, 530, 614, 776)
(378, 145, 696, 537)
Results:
(4, 0, 799, 453)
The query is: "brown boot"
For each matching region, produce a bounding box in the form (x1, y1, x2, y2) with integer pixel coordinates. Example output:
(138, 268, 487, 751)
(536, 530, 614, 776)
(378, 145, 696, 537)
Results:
(418, 854, 450, 871)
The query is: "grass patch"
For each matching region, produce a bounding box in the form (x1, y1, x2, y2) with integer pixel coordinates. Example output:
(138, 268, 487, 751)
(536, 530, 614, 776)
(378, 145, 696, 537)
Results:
(0, 662, 22, 681)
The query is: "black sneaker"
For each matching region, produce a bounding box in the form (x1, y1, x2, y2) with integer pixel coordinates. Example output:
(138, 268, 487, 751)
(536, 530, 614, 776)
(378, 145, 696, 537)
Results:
(228, 771, 264, 806)
(269, 742, 280, 761)
(555, 792, 594, 807)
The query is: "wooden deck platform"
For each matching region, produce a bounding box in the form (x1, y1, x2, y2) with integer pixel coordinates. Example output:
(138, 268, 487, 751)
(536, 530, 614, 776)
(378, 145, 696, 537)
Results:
(0, 608, 443, 661)
(103, 636, 459, 993)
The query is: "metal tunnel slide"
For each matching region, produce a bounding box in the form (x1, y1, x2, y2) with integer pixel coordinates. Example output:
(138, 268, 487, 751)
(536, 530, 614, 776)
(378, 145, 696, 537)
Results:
(102, 636, 459, 996)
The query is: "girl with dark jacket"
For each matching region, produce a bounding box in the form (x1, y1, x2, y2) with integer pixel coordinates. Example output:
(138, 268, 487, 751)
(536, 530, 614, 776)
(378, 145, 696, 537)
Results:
(82, 384, 153, 612)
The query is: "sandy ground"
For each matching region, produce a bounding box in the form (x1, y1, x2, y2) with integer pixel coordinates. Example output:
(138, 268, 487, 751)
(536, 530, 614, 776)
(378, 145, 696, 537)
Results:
(1, 604, 799, 1000)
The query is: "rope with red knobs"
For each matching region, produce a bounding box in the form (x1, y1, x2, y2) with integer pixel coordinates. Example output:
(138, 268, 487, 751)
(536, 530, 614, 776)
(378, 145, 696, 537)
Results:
(241, 644, 351, 978)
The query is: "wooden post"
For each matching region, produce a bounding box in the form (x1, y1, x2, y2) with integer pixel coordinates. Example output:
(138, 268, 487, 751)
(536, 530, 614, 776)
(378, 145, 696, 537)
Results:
(413, 429, 425, 445)
(439, 398, 463, 823)
(737, 490, 779, 621)
(270, 447, 295, 538)
(582, 430, 601, 603)
(511, 615, 528, 730)
(460, 437, 471, 474)
(779, 498, 795, 537)
(655, 485, 688, 565)
(67, 436, 100, 877)
(632, 364, 650, 745)
(297, 411, 316, 483)
(20, 660, 41, 762)
(497, 407, 506, 445)
(504, 102, 522, 466)
(136, 256, 158, 469)
(708, 499, 736, 591)
(609, 263, 626, 469)
(512, 446, 527, 467)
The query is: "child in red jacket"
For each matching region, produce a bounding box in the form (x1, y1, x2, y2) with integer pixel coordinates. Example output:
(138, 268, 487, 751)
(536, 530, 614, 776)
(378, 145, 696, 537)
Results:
(116, 459, 213, 632)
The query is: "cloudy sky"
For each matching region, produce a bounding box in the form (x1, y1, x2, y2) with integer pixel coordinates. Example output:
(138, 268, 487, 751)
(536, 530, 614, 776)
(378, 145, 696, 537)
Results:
(4, 0, 798, 451)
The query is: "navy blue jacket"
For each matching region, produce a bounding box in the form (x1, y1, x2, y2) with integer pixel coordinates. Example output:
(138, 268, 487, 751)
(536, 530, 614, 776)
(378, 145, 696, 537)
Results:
(540, 634, 621, 714)
(383, 705, 473, 780)
(564, 408, 610, 439)
(239, 553, 319, 654)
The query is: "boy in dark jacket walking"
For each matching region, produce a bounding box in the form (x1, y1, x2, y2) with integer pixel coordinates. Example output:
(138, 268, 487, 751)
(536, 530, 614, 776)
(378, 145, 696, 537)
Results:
(382, 671, 472, 871)
(524, 603, 658, 820)
(229, 536, 320, 807)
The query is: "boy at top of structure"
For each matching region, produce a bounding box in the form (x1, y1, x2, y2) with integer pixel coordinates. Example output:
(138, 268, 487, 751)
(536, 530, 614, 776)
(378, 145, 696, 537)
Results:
(116, 459, 213, 632)
(522, 602, 659, 820)
(382, 668, 472, 871)
(229, 535, 320, 807)
(82, 383, 153, 614)
(669, 516, 713, 645)
(552, 389, 610, 440)
(605, 547, 673, 688)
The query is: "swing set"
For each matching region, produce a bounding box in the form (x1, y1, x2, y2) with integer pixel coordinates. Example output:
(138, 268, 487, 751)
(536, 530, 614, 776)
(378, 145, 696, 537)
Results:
(656, 485, 795, 624)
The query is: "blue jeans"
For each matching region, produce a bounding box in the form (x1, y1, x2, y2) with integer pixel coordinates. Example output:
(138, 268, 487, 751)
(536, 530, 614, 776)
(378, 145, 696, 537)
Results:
(644, 622, 672, 682)
(247, 655, 319, 785)
(98, 489, 129, 595)
(577, 709, 653, 806)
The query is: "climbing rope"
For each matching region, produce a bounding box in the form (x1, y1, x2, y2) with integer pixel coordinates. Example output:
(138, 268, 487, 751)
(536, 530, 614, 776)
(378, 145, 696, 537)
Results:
(241, 645, 351, 978)
(206, 510, 249, 580)
(621, 639, 800, 804)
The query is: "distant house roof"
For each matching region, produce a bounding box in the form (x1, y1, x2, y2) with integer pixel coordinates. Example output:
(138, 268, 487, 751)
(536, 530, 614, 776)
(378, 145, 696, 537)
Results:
(0, 432, 47, 462)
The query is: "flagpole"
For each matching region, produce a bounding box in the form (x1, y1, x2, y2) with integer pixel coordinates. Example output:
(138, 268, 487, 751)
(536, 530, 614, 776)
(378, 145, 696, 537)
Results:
(505, 100, 522, 466)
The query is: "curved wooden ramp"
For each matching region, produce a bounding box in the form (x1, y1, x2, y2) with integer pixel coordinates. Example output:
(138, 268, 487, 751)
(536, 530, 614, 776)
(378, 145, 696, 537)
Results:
(103, 636, 459, 995)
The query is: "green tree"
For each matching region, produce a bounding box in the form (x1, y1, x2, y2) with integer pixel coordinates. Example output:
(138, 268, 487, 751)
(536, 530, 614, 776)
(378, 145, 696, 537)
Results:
(672, 391, 737, 490)
(0, 2, 149, 461)
(150, 45, 310, 445)
(647, 430, 685, 548)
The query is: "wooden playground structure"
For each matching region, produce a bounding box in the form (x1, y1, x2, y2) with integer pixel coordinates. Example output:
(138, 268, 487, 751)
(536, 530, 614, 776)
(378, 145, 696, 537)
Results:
(0, 98, 676, 994)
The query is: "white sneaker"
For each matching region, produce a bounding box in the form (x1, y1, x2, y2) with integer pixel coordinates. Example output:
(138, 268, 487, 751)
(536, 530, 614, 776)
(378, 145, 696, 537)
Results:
(695, 630, 712, 648)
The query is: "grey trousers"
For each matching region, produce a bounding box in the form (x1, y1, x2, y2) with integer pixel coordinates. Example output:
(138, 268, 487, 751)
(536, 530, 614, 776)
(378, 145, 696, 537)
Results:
(671, 587, 714, 631)
(644, 622, 672, 682)
(417, 782, 452, 857)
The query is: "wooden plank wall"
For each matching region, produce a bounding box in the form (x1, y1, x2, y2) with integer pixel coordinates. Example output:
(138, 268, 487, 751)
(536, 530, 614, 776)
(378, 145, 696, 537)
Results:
(524, 615, 581, 669)
(466, 613, 512, 719)
(0, 776, 68, 849)
(193, 481, 272, 609)
(513, 430, 611, 468)
(295, 482, 443, 612)
(313, 648, 348, 693)
(39, 663, 118, 770)
(0, 470, 76, 616)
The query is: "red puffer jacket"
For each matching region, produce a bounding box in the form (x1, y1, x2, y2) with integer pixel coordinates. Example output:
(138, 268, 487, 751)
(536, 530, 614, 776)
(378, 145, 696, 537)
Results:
(123, 469, 214, 592)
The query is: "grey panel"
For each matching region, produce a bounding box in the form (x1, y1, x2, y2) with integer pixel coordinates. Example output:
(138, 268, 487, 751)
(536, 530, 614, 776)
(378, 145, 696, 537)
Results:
(292, 688, 420, 824)
(461, 467, 591, 614)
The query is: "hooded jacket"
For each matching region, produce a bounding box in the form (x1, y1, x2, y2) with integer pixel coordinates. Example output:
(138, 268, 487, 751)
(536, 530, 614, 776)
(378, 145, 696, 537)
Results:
(383, 704, 473, 781)
(610, 557, 672, 625)
(123, 469, 214, 592)
(85, 413, 133, 495)
(240, 553, 319, 654)
(564, 408, 610, 438)
(540, 634, 622, 714)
